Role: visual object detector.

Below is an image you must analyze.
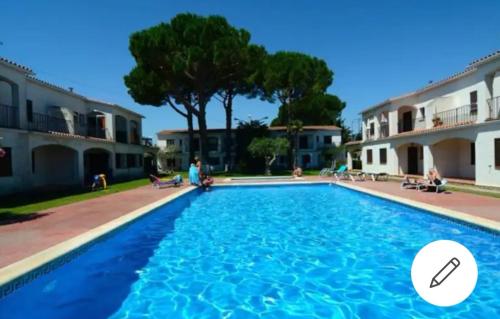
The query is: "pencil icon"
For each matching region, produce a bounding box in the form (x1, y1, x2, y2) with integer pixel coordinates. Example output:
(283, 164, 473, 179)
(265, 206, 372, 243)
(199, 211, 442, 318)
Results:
(430, 257, 460, 288)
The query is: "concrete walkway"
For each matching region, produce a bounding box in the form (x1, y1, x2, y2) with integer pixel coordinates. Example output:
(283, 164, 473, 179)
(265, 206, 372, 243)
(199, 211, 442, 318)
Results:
(0, 184, 188, 268)
(1, 177, 499, 269)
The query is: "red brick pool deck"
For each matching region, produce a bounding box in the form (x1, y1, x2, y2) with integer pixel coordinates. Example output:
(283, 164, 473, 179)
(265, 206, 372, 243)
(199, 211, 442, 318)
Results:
(0, 178, 499, 269)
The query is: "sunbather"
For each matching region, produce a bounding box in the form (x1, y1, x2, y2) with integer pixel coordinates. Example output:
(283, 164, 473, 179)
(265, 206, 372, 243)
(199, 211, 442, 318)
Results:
(418, 168, 447, 192)
(150, 174, 183, 188)
(293, 166, 303, 177)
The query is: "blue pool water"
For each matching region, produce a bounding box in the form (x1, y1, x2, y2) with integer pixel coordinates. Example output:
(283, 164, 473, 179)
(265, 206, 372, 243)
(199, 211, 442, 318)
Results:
(0, 184, 498, 318)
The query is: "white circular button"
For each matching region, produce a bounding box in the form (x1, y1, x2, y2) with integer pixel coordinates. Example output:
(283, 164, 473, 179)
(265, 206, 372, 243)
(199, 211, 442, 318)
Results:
(411, 240, 478, 307)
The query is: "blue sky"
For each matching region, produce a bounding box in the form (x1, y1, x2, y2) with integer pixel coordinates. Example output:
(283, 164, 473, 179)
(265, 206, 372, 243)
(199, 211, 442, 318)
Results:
(1, 0, 499, 139)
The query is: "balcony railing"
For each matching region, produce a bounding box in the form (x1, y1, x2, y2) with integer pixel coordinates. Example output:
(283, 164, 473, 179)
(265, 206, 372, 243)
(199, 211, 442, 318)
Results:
(0, 104, 19, 129)
(432, 104, 477, 127)
(28, 112, 71, 133)
(487, 96, 500, 120)
(28, 111, 112, 140)
(398, 119, 415, 133)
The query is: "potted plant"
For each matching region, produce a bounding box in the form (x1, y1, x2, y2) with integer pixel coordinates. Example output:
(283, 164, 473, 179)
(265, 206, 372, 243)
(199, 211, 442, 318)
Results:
(432, 117, 443, 127)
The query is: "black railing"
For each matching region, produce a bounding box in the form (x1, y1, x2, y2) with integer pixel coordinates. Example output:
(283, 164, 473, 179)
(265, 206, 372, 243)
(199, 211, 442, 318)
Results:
(398, 119, 415, 133)
(433, 104, 477, 127)
(0, 104, 19, 129)
(487, 96, 500, 120)
(27, 111, 111, 140)
(28, 112, 69, 133)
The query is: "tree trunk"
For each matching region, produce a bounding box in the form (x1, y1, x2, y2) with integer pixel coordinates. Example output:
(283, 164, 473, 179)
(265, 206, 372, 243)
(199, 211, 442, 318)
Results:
(197, 102, 209, 168)
(187, 109, 195, 163)
(224, 93, 233, 171)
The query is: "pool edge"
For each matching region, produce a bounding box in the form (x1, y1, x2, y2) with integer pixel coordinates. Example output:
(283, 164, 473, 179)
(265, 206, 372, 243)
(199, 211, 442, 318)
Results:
(336, 182, 500, 233)
(0, 186, 198, 287)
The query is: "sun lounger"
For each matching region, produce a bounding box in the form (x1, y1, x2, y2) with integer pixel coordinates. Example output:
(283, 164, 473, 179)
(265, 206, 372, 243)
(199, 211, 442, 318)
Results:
(368, 172, 388, 181)
(321, 165, 347, 177)
(333, 166, 349, 180)
(417, 178, 448, 193)
(150, 174, 183, 189)
(401, 177, 419, 189)
(349, 172, 366, 182)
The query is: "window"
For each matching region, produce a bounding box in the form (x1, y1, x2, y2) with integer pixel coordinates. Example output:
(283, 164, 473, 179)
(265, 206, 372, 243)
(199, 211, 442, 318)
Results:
(470, 91, 478, 115)
(130, 120, 139, 144)
(470, 142, 475, 165)
(369, 123, 375, 136)
(32, 151, 35, 173)
(127, 154, 137, 168)
(166, 139, 175, 146)
(115, 116, 128, 143)
(323, 136, 332, 145)
(115, 154, 126, 169)
(137, 154, 143, 167)
(379, 148, 387, 164)
(495, 139, 500, 168)
(367, 149, 373, 164)
(299, 136, 309, 149)
(419, 107, 426, 119)
(0, 147, 13, 177)
(208, 137, 219, 152)
(179, 139, 183, 146)
(26, 100, 33, 122)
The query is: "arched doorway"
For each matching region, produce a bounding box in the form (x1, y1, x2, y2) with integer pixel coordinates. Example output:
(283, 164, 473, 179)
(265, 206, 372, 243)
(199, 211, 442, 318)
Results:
(84, 148, 112, 183)
(32, 145, 79, 188)
(396, 143, 423, 175)
(431, 138, 475, 180)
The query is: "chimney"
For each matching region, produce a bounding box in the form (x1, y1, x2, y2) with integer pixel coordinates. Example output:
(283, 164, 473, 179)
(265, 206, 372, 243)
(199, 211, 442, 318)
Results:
(68, 87, 74, 92)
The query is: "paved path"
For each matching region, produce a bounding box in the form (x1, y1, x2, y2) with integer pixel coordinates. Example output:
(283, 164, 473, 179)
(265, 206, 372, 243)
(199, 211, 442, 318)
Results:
(0, 184, 188, 268)
(1, 177, 499, 269)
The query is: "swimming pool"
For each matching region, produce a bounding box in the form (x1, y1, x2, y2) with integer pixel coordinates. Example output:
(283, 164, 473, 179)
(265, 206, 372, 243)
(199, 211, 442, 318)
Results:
(0, 184, 498, 318)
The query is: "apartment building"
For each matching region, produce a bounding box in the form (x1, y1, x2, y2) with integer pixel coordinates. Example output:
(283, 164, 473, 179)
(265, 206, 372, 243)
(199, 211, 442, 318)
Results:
(157, 125, 342, 171)
(354, 51, 500, 187)
(0, 57, 153, 196)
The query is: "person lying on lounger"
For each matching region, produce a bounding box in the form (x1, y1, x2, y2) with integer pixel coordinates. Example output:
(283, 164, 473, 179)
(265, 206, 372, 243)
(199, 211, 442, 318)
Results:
(150, 174, 183, 189)
(418, 168, 447, 192)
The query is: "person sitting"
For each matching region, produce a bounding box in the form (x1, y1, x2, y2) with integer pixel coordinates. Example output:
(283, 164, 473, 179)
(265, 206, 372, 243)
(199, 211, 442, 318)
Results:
(293, 166, 303, 177)
(91, 174, 107, 191)
(201, 172, 214, 190)
(188, 163, 200, 185)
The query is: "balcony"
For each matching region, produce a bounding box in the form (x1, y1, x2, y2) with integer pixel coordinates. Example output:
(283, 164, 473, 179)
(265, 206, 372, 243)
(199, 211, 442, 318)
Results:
(487, 96, 500, 120)
(432, 104, 477, 127)
(28, 111, 111, 140)
(0, 104, 19, 129)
